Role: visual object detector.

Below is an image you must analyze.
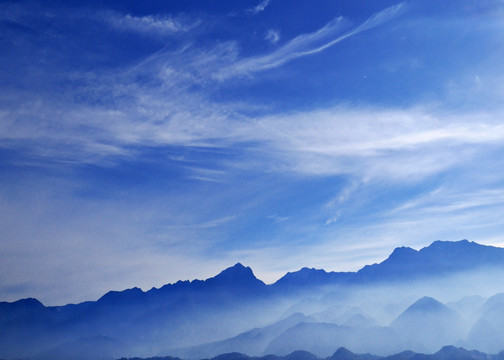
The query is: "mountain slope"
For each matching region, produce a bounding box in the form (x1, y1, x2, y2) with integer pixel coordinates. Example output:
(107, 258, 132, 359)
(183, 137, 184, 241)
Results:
(264, 322, 399, 357)
(117, 346, 504, 360)
(272, 240, 504, 290)
(390, 297, 466, 353)
(2, 240, 504, 360)
(355, 240, 504, 283)
(168, 313, 317, 358)
(466, 293, 504, 353)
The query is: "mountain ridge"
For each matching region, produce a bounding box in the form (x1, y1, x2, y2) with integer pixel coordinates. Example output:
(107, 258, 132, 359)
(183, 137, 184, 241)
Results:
(4, 240, 504, 307)
(3, 240, 504, 360)
(116, 346, 504, 360)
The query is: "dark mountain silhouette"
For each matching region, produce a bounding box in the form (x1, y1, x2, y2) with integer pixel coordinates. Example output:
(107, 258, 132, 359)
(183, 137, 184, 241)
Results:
(273, 268, 353, 293)
(118, 346, 504, 360)
(273, 240, 504, 290)
(327, 347, 378, 360)
(0, 297, 45, 324)
(353, 240, 504, 283)
(0, 263, 274, 360)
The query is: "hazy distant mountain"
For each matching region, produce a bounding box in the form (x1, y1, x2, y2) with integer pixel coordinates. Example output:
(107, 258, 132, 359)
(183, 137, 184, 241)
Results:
(446, 295, 485, 322)
(341, 313, 379, 328)
(390, 297, 466, 353)
(264, 322, 399, 357)
(33, 335, 128, 360)
(167, 313, 316, 359)
(466, 293, 504, 353)
(2, 240, 504, 360)
(263, 296, 473, 357)
(309, 304, 380, 327)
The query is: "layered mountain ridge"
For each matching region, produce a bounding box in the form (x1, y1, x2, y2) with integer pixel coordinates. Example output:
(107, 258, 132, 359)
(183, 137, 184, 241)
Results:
(118, 346, 504, 360)
(3, 240, 504, 360)
(95, 239, 504, 300)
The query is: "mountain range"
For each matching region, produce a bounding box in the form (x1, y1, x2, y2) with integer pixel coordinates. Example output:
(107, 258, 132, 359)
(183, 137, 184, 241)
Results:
(2, 240, 504, 360)
(119, 346, 504, 360)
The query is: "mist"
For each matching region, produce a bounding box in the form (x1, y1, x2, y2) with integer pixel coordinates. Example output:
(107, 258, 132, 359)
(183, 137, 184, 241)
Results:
(4, 253, 504, 360)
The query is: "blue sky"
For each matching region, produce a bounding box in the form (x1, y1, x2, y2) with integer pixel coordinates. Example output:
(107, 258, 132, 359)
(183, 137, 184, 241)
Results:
(2, 0, 504, 305)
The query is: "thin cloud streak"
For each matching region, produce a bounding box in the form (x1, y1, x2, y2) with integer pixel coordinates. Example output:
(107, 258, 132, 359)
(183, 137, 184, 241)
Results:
(390, 188, 504, 215)
(3, 0, 504, 304)
(215, 3, 405, 79)
(107, 13, 198, 35)
(248, 0, 271, 14)
(5, 1, 498, 183)
(4, 82, 504, 182)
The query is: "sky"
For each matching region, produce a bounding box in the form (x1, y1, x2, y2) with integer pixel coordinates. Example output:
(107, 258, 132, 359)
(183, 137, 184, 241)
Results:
(1, 0, 504, 305)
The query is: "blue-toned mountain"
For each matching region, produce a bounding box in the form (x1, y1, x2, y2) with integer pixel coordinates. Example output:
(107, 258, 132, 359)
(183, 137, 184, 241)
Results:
(2, 240, 504, 360)
(274, 240, 504, 289)
(356, 240, 504, 282)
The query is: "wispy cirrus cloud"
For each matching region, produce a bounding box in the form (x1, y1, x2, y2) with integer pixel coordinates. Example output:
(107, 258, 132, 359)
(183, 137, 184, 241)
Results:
(5, 86, 504, 183)
(2, 10, 504, 180)
(107, 12, 198, 36)
(265, 29, 280, 44)
(215, 3, 405, 79)
(248, 0, 271, 14)
(0, 3, 410, 170)
(4, 0, 504, 305)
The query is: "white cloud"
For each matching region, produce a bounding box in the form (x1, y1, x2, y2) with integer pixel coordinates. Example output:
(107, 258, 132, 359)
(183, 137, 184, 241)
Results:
(4, 0, 504, 305)
(265, 29, 280, 44)
(108, 13, 197, 36)
(5, 75, 504, 182)
(215, 3, 405, 79)
(248, 0, 271, 14)
(0, 3, 414, 176)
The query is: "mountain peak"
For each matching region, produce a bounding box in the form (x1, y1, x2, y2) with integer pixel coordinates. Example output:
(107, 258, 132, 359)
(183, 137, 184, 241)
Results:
(12, 297, 45, 308)
(426, 239, 471, 249)
(407, 296, 446, 312)
(388, 246, 417, 260)
(207, 263, 266, 290)
(215, 263, 254, 278)
(97, 287, 145, 305)
(329, 347, 362, 360)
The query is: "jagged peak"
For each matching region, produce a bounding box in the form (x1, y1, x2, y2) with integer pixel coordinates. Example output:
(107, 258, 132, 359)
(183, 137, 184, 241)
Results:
(388, 246, 417, 258)
(215, 263, 254, 277)
(97, 286, 145, 304)
(299, 267, 327, 273)
(208, 262, 265, 287)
